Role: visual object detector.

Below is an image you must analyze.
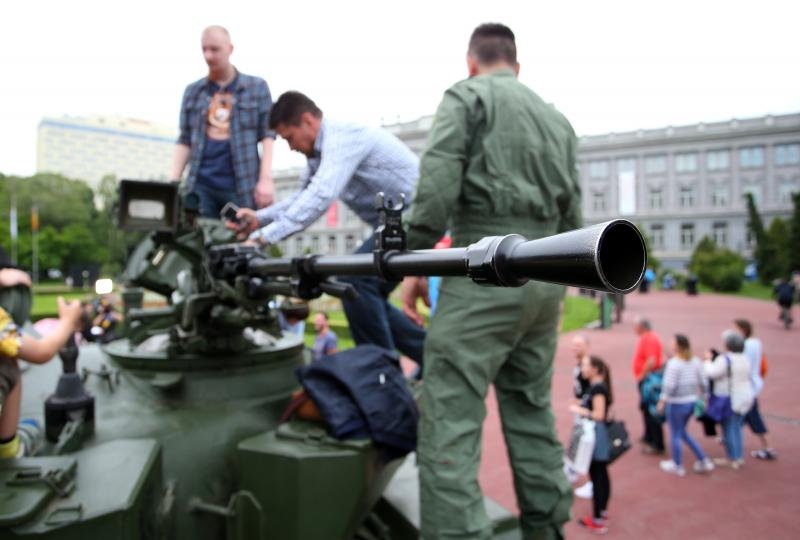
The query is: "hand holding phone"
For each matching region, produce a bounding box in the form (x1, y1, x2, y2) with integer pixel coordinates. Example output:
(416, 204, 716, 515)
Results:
(220, 202, 240, 224)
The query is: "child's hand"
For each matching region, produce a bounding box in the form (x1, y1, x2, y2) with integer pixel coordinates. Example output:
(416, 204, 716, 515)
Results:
(57, 297, 83, 329)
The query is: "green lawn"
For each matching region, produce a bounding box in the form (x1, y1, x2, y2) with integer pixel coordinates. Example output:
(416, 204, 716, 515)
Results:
(31, 291, 89, 318)
(698, 280, 774, 301)
(562, 295, 601, 332)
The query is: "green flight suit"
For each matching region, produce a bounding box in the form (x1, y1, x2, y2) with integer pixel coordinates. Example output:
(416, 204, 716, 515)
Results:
(406, 69, 582, 540)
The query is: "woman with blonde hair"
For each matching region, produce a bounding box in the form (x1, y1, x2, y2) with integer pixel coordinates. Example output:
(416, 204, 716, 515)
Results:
(656, 334, 714, 476)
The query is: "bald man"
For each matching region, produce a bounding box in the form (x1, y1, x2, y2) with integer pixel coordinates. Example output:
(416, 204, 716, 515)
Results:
(171, 25, 276, 216)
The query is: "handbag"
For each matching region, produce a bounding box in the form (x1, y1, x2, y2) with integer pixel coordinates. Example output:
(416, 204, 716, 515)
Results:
(605, 419, 631, 464)
(705, 355, 733, 423)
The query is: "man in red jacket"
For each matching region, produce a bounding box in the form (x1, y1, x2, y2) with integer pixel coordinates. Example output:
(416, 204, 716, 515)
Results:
(632, 317, 665, 453)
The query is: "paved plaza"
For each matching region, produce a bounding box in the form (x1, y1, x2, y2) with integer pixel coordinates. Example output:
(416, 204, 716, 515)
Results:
(478, 290, 798, 539)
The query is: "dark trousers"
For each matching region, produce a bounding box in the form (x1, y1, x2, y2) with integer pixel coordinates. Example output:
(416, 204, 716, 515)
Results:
(638, 380, 665, 451)
(339, 237, 426, 364)
(589, 460, 610, 519)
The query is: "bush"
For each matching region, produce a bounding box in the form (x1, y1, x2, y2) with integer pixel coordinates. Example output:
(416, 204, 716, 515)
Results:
(690, 236, 745, 292)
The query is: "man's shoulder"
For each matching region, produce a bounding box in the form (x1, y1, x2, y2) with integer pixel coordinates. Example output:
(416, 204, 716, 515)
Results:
(236, 72, 268, 90)
(184, 76, 209, 94)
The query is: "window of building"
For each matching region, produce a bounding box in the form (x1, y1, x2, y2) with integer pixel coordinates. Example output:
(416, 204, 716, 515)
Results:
(712, 222, 728, 246)
(616, 158, 636, 174)
(345, 235, 356, 252)
(311, 236, 320, 252)
(707, 150, 730, 171)
(775, 144, 800, 166)
(675, 153, 698, 173)
(645, 155, 667, 174)
(295, 236, 304, 254)
(710, 183, 729, 207)
(327, 235, 337, 254)
(592, 192, 606, 212)
(589, 160, 609, 178)
(649, 188, 664, 210)
(679, 186, 695, 208)
(739, 146, 765, 169)
(778, 181, 797, 204)
(680, 223, 695, 250)
(742, 184, 762, 206)
(650, 224, 664, 249)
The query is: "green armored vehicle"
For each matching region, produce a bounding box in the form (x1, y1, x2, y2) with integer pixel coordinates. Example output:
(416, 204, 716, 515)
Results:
(0, 180, 646, 539)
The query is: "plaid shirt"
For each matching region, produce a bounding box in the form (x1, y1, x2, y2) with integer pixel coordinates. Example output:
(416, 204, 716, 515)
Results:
(252, 119, 419, 244)
(178, 70, 275, 209)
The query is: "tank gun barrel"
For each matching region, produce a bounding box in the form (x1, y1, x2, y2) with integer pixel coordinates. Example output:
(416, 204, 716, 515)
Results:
(221, 219, 646, 297)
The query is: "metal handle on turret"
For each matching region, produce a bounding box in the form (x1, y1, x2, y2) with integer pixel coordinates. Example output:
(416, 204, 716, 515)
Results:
(242, 220, 646, 295)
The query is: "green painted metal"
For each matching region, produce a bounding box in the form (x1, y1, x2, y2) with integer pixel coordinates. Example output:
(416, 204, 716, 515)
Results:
(0, 439, 162, 539)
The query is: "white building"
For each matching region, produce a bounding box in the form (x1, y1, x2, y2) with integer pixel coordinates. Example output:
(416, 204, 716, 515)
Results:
(37, 116, 176, 189)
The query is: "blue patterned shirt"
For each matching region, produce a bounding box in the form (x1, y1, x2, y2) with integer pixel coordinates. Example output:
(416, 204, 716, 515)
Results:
(251, 119, 419, 244)
(178, 70, 275, 209)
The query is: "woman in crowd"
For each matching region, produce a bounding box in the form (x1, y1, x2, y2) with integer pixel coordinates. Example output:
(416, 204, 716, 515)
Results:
(656, 334, 714, 476)
(704, 330, 755, 469)
(570, 356, 613, 535)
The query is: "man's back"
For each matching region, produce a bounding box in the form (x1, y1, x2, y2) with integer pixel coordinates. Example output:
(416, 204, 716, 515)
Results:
(409, 70, 581, 249)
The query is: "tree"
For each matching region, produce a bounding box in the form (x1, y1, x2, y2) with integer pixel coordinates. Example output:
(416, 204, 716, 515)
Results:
(745, 193, 781, 285)
(768, 217, 791, 278)
(790, 192, 800, 273)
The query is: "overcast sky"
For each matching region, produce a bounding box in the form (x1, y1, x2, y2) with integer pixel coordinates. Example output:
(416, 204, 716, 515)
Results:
(2, 0, 799, 176)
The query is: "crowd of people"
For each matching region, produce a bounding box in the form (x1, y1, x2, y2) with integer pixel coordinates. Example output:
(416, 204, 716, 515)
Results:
(567, 314, 778, 535)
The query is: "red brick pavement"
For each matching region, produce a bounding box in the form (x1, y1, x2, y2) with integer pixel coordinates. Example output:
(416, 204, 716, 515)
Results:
(478, 290, 799, 539)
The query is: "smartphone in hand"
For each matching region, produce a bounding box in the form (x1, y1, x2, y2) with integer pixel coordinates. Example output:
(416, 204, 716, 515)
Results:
(220, 202, 240, 224)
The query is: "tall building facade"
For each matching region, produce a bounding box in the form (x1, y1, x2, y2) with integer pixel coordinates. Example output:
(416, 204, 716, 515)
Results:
(274, 113, 800, 264)
(37, 116, 176, 189)
(578, 113, 800, 268)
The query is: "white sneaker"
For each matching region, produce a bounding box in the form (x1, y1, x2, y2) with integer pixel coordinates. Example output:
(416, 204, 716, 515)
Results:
(659, 460, 686, 476)
(574, 481, 593, 499)
(693, 458, 715, 474)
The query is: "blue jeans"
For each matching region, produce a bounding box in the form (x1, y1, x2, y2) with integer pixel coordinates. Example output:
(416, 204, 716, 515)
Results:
(191, 183, 246, 218)
(721, 412, 744, 460)
(339, 237, 426, 365)
(667, 402, 706, 466)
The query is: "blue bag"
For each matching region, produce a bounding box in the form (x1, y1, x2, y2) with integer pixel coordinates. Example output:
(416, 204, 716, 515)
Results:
(705, 356, 733, 423)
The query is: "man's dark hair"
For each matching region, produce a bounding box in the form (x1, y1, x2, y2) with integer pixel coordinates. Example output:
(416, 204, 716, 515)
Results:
(269, 91, 323, 129)
(468, 23, 517, 65)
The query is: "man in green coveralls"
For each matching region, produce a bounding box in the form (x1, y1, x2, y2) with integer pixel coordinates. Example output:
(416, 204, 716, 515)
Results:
(401, 23, 582, 539)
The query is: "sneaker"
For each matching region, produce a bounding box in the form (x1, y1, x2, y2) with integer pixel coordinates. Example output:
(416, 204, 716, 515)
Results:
(577, 516, 608, 535)
(659, 460, 686, 476)
(751, 449, 778, 460)
(575, 481, 594, 499)
(732, 459, 745, 470)
(713, 457, 732, 467)
(693, 458, 715, 474)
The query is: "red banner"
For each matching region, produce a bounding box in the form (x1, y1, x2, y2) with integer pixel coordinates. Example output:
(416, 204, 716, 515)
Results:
(326, 202, 338, 227)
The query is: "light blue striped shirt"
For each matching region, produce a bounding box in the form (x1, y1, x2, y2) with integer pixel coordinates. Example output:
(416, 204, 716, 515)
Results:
(251, 119, 419, 244)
